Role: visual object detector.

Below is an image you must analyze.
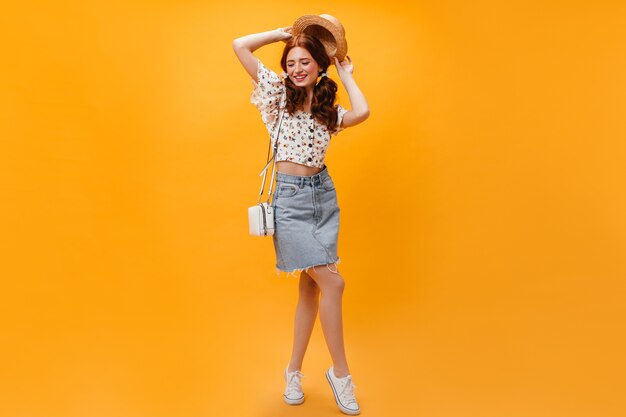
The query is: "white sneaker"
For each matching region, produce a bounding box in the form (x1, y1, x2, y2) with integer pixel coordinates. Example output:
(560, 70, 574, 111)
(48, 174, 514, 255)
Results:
(326, 366, 360, 415)
(283, 367, 305, 405)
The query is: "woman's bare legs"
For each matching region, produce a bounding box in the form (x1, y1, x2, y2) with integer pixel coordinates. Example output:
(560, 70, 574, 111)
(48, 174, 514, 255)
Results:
(305, 263, 351, 378)
(287, 270, 320, 373)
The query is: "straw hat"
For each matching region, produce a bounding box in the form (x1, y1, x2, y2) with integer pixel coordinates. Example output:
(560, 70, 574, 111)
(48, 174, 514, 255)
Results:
(292, 14, 348, 63)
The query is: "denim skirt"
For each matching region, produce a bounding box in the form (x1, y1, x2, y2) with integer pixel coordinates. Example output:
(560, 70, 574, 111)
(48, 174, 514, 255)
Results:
(271, 166, 340, 273)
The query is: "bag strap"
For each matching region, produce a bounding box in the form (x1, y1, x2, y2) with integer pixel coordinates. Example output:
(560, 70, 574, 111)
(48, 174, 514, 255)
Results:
(257, 93, 286, 204)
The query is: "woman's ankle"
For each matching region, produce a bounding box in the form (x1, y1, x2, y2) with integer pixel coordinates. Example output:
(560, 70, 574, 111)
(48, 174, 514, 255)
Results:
(287, 363, 303, 373)
(332, 366, 350, 378)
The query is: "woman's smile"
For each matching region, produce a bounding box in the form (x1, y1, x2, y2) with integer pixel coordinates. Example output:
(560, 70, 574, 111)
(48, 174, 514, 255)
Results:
(293, 73, 308, 82)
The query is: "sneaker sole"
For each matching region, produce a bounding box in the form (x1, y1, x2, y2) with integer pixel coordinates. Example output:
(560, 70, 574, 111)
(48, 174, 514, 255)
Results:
(283, 395, 304, 405)
(325, 369, 361, 415)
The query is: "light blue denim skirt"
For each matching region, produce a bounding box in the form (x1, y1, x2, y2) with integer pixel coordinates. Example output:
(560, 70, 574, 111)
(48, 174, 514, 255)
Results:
(271, 165, 340, 273)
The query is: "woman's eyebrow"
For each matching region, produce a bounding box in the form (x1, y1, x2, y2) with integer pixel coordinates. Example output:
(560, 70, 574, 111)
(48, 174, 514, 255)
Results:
(286, 58, 311, 63)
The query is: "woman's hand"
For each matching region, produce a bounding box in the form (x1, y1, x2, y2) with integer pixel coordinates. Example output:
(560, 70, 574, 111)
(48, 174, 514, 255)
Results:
(276, 26, 292, 41)
(334, 56, 354, 77)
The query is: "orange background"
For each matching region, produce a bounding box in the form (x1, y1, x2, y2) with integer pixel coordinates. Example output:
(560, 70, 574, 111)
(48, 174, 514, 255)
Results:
(1, 1, 625, 416)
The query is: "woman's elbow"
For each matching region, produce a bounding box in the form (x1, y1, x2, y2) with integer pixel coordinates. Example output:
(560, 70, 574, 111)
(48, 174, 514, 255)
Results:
(357, 108, 370, 123)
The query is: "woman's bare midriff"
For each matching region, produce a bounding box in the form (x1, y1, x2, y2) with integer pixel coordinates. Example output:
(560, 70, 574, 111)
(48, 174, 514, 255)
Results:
(277, 161, 323, 176)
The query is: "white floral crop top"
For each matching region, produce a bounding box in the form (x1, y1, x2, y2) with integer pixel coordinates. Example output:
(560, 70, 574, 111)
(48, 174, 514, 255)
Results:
(250, 60, 348, 168)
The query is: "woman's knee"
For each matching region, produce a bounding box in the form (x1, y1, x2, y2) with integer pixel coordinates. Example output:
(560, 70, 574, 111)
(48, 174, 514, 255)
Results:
(306, 264, 345, 293)
(328, 276, 345, 294)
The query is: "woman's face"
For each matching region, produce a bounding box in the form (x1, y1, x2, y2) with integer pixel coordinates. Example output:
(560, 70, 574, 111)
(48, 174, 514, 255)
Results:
(285, 47, 320, 90)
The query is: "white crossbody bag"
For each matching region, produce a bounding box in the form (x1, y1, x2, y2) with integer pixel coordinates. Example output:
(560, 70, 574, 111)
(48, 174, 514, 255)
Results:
(248, 102, 286, 237)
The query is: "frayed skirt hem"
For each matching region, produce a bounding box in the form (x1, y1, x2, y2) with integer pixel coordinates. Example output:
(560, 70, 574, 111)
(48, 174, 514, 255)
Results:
(275, 258, 341, 277)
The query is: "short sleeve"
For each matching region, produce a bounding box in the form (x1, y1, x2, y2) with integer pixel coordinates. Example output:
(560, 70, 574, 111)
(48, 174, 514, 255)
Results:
(331, 105, 349, 136)
(250, 59, 286, 131)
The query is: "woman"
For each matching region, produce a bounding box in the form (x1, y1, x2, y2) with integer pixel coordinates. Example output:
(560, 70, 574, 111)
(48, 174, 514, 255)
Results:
(232, 24, 369, 416)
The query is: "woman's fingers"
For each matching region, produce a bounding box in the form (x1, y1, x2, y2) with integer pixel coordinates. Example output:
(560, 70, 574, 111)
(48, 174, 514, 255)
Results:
(333, 56, 354, 74)
(276, 26, 292, 41)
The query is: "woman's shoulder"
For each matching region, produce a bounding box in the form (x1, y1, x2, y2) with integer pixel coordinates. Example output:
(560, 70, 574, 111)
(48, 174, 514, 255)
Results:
(251, 60, 286, 127)
(256, 60, 284, 84)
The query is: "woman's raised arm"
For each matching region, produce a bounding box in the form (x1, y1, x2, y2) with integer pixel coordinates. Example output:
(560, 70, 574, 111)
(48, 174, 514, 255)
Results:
(333, 56, 370, 128)
(232, 27, 292, 82)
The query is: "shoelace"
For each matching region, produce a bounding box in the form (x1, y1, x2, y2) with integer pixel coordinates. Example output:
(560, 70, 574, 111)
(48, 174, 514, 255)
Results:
(285, 370, 304, 396)
(338, 375, 358, 406)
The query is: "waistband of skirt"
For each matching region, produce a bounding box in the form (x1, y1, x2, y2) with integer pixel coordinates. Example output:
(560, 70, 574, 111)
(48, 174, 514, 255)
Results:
(276, 165, 330, 185)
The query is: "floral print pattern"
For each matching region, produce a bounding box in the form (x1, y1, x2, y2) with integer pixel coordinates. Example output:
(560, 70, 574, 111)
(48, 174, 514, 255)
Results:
(250, 60, 348, 168)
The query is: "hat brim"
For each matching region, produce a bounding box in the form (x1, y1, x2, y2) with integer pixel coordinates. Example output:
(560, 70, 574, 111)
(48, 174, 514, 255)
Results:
(292, 15, 348, 63)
